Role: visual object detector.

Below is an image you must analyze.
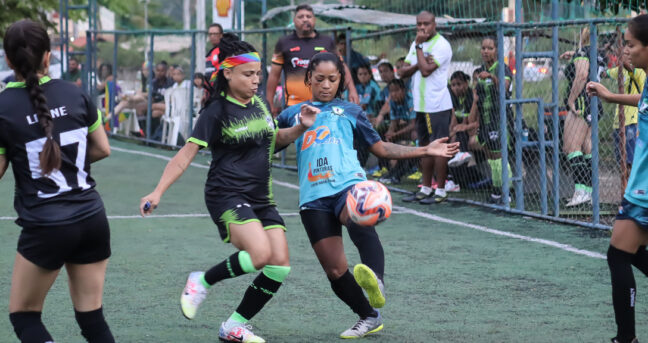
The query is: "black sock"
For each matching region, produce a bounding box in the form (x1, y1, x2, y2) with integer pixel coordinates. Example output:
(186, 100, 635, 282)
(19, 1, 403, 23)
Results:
(584, 155, 592, 187)
(457, 131, 469, 152)
(330, 270, 376, 319)
(235, 272, 283, 321)
(608, 245, 637, 342)
(632, 246, 648, 277)
(346, 221, 385, 280)
(204, 251, 247, 285)
(568, 154, 586, 186)
(74, 307, 115, 343)
(9, 311, 53, 343)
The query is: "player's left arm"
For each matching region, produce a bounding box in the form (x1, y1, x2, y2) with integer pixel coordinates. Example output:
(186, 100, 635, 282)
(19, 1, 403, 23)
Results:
(369, 137, 459, 160)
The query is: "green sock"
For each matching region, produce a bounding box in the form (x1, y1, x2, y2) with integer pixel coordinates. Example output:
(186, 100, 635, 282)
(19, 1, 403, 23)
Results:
(226, 311, 249, 325)
(488, 158, 503, 188)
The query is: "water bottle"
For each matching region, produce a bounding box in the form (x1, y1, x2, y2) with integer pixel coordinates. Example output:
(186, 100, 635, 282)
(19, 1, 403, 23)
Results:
(522, 128, 529, 142)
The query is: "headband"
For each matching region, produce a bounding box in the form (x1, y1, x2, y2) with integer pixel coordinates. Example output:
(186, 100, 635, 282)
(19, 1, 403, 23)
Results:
(218, 52, 260, 70)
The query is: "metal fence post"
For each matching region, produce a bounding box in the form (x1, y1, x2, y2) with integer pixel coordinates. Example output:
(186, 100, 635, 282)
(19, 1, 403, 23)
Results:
(189, 32, 196, 132)
(551, 0, 561, 217)
(589, 22, 601, 225)
(146, 33, 155, 140)
(112, 34, 118, 123)
(497, 23, 510, 209)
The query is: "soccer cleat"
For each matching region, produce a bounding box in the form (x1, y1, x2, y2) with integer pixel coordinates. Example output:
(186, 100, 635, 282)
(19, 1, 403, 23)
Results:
(406, 170, 422, 181)
(219, 322, 266, 343)
(180, 271, 209, 320)
(444, 180, 460, 192)
(340, 311, 384, 339)
(353, 264, 385, 308)
(421, 190, 447, 204)
(378, 176, 400, 185)
(371, 167, 388, 178)
(448, 151, 473, 168)
(611, 337, 639, 343)
(403, 191, 429, 202)
(566, 189, 592, 207)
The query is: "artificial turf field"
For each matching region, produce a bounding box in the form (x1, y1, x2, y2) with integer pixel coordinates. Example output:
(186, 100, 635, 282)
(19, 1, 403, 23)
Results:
(0, 138, 642, 342)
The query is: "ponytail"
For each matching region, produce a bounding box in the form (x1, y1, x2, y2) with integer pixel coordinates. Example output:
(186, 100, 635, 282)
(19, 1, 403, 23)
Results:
(4, 20, 60, 175)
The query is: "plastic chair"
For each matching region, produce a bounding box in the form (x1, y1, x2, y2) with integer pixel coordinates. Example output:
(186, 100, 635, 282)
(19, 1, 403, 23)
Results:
(161, 87, 190, 146)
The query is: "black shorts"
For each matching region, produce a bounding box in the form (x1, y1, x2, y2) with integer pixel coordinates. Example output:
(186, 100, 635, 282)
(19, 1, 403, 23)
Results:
(206, 195, 286, 243)
(416, 109, 452, 144)
(299, 185, 353, 245)
(17, 209, 111, 270)
(477, 126, 503, 152)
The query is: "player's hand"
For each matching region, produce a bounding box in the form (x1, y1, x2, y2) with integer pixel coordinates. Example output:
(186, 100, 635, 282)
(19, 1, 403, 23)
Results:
(415, 31, 429, 44)
(140, 192, 160, 217)
(385, 131, 395, 142)
(560, 51, 575, 60)
(586, 81, 611, 101)
(425, 137, 460, 158)
(299, 104, 320, 129)
(478, 71, 491, 80)
(348, 89, 360, 104)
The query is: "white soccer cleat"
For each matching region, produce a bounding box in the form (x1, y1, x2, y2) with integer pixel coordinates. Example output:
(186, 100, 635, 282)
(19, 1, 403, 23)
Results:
(444, 180, 460, 192)
(180, 271, 208, 320)
(566, 189, 592, 207)
(340, 311, 384, 339)
(448, 151, 473, 168)
(219, 322, 266, 343)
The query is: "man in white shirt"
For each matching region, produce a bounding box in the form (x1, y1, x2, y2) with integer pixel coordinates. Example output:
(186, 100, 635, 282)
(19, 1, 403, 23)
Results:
(398, 11, 453, 204)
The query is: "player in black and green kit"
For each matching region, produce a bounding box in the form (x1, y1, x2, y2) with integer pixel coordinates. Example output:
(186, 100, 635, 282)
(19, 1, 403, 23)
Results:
(468, 36, 513, 203)
(0, 20, 114, 342)
(140, 34, 318, 343)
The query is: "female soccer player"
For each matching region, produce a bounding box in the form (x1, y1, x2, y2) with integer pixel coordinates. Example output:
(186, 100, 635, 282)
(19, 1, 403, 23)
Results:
(467, 36, 513, 204)
(586, 15, 648, 343)
(140, 34, 317, 343)
(0, 20, 114, 342)
(276, 52, 459, 338)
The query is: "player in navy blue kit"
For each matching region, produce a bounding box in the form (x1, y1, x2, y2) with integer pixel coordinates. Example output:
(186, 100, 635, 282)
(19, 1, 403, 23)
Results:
(140, 34, 318, 343)
(0, 20, 114, 343)
(277, 52, 458, 339)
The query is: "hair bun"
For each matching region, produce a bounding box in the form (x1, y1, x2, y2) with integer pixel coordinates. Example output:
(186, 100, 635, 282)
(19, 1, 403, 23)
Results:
(221, 33, 240, 43)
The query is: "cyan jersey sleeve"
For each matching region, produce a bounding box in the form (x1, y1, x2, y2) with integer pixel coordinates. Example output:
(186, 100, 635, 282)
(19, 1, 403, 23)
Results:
(188, 101, 222, 149)
(277, 105, 301, 129)
(352, 107, 381, 147)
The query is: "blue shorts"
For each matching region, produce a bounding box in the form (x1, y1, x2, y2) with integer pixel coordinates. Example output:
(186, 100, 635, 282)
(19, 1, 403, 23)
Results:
(616, 197, 648, 230)
(300, 185, 355, 218)
(614, 124, 638, 165)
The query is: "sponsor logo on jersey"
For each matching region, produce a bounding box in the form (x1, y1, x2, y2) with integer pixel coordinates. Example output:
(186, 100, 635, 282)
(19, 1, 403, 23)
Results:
(314, 47, 326, 51)
(640, 99, 648, 114)
(307, 160, 333, 182)
(290, 46, 301, 52)
(332, 106, 345, 116)
(234, 126, 248, 133)
(301, 125, 340, 151)
(266, 115, 275, 129)
(291, 57, 310, 68)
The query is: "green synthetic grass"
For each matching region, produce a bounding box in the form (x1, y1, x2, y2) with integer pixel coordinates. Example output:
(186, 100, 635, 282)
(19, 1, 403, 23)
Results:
(0, 139, 641, 342)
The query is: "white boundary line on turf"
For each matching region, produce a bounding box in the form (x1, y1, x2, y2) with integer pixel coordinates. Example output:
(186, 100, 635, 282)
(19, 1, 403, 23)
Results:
(0, 213, 301, 221)
(111, 145, 606, 260)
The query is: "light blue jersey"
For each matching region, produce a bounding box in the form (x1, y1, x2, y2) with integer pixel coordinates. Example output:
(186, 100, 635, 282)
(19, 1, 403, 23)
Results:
(626, 82, 648, 208)
(277, 99, 381, 206)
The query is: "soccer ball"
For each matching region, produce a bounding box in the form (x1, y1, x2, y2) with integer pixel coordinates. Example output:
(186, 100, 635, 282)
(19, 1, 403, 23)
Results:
(346, 180, 392, 226)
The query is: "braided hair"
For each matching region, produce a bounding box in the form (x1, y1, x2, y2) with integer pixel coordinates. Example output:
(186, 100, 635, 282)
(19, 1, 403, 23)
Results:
(3, 20, 60, 175)
(212, 33, 258, 100)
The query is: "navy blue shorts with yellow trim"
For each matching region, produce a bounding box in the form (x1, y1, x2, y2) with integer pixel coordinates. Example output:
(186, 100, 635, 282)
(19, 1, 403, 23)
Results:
(616, 197, 648, 230)
(416, 109, 452, 144)
(206, 195, 286, 243)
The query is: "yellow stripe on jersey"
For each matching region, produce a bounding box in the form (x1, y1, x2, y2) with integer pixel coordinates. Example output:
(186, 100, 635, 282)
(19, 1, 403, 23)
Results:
(88, 110, 103, 133)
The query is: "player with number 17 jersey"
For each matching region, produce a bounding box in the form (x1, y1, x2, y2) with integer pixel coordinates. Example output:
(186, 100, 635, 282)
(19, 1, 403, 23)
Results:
(0, 77, 104, 226)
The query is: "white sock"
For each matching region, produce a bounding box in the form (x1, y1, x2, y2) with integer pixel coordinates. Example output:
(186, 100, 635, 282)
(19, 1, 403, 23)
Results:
(435, 188, 447, 197)
(420, 186, 433, 195)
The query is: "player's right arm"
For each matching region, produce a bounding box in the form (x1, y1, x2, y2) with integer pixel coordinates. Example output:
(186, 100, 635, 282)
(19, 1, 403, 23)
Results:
(87, 124, 111, 163)
(0, 154, 7, 180)
(586, 81, 642, 107)
(266, 64, 283, 116)
(140, 142, 200, 216)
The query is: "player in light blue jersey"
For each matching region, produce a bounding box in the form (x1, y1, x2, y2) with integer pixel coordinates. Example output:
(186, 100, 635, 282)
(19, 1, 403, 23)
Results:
(277, 52, 459, 339)
(586, 15, 648, 343)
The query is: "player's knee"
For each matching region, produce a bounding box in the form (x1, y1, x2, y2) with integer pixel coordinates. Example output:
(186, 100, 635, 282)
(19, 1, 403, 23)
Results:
(325, 266, 348, 280)
(268, 250, 290, 267)
(75, 307, 115, 343)
(248, 246, 272, 269)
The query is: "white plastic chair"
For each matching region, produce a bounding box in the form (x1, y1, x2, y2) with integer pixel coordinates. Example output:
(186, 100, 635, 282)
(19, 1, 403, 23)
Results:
(161, 87, 190, 146)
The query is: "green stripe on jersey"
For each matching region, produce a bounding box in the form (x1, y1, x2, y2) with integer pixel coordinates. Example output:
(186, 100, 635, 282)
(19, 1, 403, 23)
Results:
(6, 76, 52, 88)
(187, 137, 208, 148)
(88, 110, 103, 133)
(0, 147, 5, 155)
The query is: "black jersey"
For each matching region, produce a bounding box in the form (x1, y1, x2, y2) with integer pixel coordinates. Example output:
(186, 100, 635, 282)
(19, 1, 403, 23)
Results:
(450, 86, 473, 124)
(475, 62, 513, 131)
(564, 46, 605, 115)
(272, 31, 337, 106)
(188, 95, 278, 204)
(0, 77, 104, 226)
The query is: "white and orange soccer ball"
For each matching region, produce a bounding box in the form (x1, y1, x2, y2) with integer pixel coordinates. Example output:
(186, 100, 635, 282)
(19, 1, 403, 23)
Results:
(346, 180, 392, 226)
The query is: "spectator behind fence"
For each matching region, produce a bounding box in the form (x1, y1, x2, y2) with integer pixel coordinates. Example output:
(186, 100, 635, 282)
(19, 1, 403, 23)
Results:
(336, 32, 370, 84)
(266, 3, 359, 116)
(562, 27, 603, 207)
(366, 61, 396, 178)
(356, 65, 382, 117)
(594, 57, 645, 175)
(62, 57, 82, 87)
(96, 63, 114, 94)
(205, 23, 223, 90)
(399, 11, 453, 204)
(467, 36, 513, 204)
(113, 62, 150, 119)
(377, 79, 418, 185)
(395, 56, 411, 87)
(447, 71, 476, 168)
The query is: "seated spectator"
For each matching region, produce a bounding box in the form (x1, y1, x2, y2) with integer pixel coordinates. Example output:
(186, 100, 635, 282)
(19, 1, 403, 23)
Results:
(193, 72, 209, 106)
(369, 61, 397, 178)
(62, 57, 82, 87)
(151, 62, 174, 119)
(356, 65, 382, 117)
(96, 63, 114, 93)
(447, 71, 476, 167)
(171, 66, 191, 89)
(377, 79, 417, 184)
(113, 63, 150, 118)
(336, 32, 370, 84)
(395, 56, 411, 87)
